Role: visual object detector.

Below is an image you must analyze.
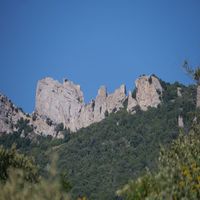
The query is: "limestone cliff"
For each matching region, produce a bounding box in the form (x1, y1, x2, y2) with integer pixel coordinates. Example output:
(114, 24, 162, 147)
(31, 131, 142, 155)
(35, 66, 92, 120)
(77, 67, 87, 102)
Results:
(127, 91, 138, 113)
(35, 75, 163, 132)
(0, 94, 25, 134)
(35, 78, 127, 131)
(0, 93, 59, 137)
(35, 77, 84, 131)
(0, 74, 164, 136)
(196, 85, 200, 108)
(135, 75, 163, 111)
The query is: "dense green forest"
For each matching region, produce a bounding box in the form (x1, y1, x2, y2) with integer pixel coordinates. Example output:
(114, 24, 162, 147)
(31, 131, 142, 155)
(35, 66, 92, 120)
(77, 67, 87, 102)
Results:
(0, 80, 198, 199)
(117, 116, 200, 199)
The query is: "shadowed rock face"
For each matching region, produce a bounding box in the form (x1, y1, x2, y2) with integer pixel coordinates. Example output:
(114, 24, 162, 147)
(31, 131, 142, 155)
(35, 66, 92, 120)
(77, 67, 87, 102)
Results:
(0, 74, 164, 136)
(127, 91, 138, 113)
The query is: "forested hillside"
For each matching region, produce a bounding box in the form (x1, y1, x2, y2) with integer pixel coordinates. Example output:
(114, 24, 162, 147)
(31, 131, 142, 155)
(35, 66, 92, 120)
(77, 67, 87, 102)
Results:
(117, 117, 200, 200)
(0, 80, 197, 200)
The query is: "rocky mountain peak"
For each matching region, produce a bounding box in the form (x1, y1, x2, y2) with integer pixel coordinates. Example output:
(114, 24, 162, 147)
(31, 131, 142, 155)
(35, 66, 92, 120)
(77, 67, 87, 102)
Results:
(97, 86, 107, 97)
(106, 84, 127, 113)
(35, 77, 84, 129)
(0, 93, 25, 133)
(0, 92, 62, 137)
(0, 74, 165, 136)
(34, 75, 163, 132)
(127, 91, 138, 113)
(135, 75, 163, 111)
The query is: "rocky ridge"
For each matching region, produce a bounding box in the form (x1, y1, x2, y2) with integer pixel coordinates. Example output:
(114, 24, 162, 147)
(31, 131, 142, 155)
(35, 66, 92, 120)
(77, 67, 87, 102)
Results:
(0, 94, 25, 133)
(0, 94, 61, 137)
(35, 75, 163, 132)
(0, 75, 164, 136)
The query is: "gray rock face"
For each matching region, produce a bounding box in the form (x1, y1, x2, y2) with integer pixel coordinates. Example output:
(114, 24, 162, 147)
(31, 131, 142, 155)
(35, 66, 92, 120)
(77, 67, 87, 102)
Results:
(196, 85, 200, 108)
(0, 94, 25, 133)
(127, 75, 162, 112)
(35, 78, 128, 132)
(135, 75, 163, 111)
(127, 91, 138, 113)
(35, 75, 163, 133)
(106, 84, 127, 113)
(30, 113, 59, 137)
(35, 77, 84, 131)
(0, 74, 164, 136)
(178, 115, 184, 128)
(177, 87, 182, 97)
(0, 93, 59, 137)
(93, 86, 107, 123)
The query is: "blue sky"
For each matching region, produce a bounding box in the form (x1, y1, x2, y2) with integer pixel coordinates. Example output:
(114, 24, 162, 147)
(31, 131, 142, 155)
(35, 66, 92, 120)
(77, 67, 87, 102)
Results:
(0, 0, 200, 112)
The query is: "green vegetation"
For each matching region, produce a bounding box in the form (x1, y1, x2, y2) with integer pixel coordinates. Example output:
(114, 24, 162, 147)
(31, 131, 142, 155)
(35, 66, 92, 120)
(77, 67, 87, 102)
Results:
(15, 118, 34, 137)
(0, 145, 38, 183)
(54, 82, 196, 200)
(0, 146, 71, 200)
(117, 122, 200, 200)
(0, 80, 197, 199)
(55, 123, 65, 133)
(183, 60, 200, 84)
(0, 169, 70, 200)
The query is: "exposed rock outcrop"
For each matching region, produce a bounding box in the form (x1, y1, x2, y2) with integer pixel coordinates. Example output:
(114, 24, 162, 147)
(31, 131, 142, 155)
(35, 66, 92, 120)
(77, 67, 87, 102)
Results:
(106, 84, 127, 113)
(196, 85, 200, 108)
(177, 87, 182, 97)
(35, 75, 163, 132)
(0, 94, 25, 134)
(135, 75, 163, 111)
(127, 91, 138, 113)
(29, 113, 60, 137)
(178, 115, 184, 128)
(35, 77, 84, 131)
(0, 93, 60, 137)
(35, 78, 128, 131)
(0, 74, 164, 136)
(93, 86, 107, 123)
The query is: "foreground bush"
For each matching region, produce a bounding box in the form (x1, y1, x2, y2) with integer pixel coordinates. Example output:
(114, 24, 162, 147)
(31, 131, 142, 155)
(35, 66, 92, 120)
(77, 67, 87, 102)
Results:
(0, 168, 70, 200)
(0, 146, 71, 200)
(0, 145, 39, 183)
(117, 125, 200, 200)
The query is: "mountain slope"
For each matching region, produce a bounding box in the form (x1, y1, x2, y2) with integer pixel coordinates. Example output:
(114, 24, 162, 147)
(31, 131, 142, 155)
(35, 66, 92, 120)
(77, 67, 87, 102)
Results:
(117, 119, 200, 200)
(0, 81, 196, 200)
(54, 82, 196, 200)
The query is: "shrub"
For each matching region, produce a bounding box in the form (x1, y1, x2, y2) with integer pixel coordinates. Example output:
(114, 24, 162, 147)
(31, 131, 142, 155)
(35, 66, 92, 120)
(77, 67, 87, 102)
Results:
(55, 123, 64, 133)
(0, 148, 71, 200)
(0, 166, 70, 200)
(117, 125, 200, 200)
(0, 145, 39, 183)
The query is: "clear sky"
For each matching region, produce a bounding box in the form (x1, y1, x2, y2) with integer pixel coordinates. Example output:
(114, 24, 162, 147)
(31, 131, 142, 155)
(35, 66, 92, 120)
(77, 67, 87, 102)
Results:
(0, 0, 200, 113)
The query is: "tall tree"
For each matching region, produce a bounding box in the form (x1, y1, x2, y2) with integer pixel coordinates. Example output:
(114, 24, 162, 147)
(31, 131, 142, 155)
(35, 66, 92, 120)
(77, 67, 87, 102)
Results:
(183, 60, 200, 107)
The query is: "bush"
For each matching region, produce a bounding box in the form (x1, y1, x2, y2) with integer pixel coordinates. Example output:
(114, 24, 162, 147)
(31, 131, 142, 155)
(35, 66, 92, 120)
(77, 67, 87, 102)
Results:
(15, 118, 33, 136)
(0, 166, 70, 200)
(55, 123, 64, 133)
(117, 125, 200, 200)
(0, 147, 71, 200)
(0, 145, 39, 183)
